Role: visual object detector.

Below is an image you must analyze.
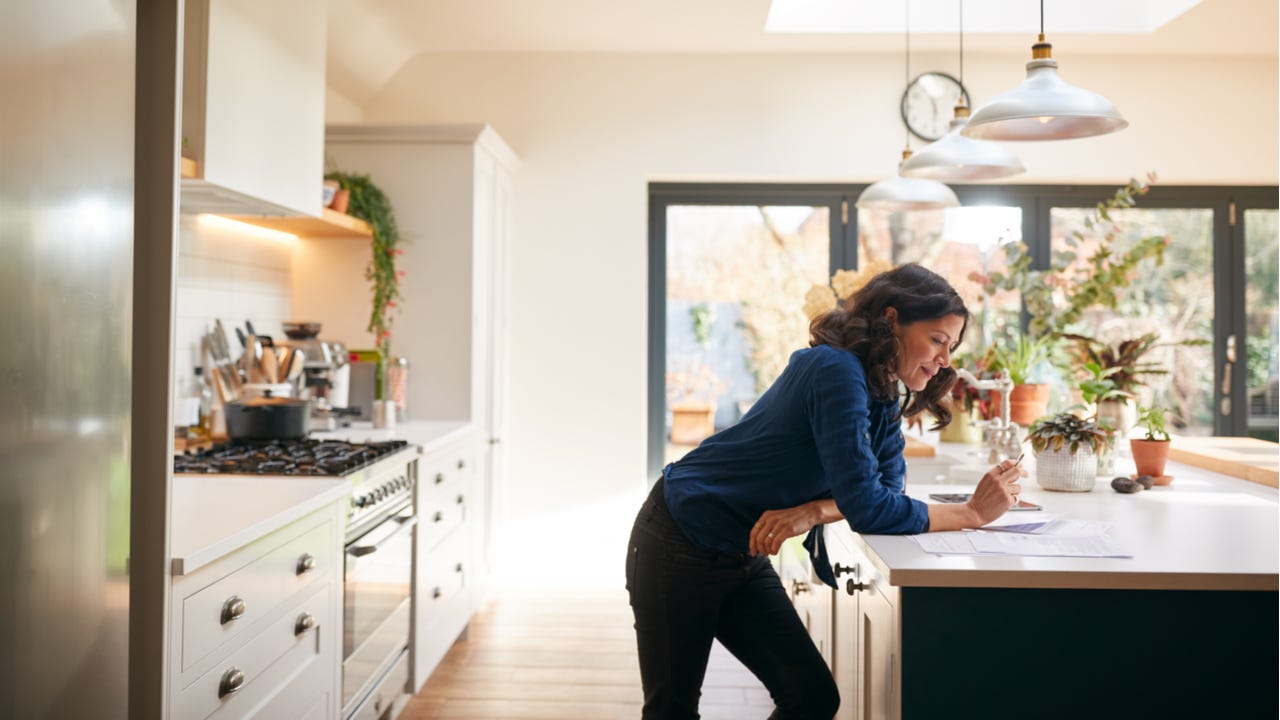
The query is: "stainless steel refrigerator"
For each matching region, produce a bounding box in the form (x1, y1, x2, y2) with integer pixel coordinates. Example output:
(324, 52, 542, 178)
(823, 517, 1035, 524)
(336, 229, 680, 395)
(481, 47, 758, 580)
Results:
(1, 1, 138, 717)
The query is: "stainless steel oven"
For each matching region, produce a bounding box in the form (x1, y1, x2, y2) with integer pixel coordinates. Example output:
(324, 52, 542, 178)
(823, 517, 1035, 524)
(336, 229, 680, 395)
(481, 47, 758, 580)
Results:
(342, 453, 419, 719)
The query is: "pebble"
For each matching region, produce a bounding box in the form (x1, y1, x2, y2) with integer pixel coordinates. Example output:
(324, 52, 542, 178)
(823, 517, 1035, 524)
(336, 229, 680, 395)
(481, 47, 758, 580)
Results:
(1134, 475, 1155, 490)
(1111, 476, 1142, 494)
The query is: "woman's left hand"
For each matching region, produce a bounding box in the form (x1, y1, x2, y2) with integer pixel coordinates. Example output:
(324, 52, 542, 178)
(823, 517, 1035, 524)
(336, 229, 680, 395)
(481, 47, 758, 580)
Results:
(749, 503, 825, 556)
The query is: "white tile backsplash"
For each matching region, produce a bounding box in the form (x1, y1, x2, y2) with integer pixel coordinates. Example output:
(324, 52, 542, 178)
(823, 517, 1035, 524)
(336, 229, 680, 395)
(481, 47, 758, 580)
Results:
(174, 214, 293, 387)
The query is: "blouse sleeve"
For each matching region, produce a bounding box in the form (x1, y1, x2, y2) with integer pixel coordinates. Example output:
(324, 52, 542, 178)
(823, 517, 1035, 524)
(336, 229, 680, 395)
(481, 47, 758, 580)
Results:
(806, 352, 929, 535)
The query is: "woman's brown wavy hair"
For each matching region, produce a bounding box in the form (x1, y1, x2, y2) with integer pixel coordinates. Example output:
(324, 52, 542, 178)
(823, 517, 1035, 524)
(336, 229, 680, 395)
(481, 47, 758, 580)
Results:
(809, 263, 969, 428)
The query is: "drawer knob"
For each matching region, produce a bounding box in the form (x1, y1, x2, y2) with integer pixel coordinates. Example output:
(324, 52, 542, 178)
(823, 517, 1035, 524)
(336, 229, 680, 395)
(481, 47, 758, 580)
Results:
(434, 511, 443, 523)
(457, 459, 466, 469)
(791, 579, 809, 595)
(455, 562, 464, 573)
(220, 596, 246, 624)
(456, 494, 464, 505)
(218, 667, 246, 698)
(434, 472, 444, 485)
(432, 587, 442, 599)
(295, 612, 316, 636)
(296, 553, 316, 576)
(833, 562, 857, 578)
(845, 578, 869, 595)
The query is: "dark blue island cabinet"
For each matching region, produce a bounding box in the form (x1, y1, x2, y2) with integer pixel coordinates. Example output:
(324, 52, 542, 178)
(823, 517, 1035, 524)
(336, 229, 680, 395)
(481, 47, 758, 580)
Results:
(813, 463, 1279, 720)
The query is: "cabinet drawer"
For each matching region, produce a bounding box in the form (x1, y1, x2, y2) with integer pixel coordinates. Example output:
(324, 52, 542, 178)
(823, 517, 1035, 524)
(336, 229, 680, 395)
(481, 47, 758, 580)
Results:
(421, 526, 468, 614)
(181, 518, 334, 670)
(176, 581, 332, 720)
(420, 452, 473, 510)
(421, 487, 467, 548)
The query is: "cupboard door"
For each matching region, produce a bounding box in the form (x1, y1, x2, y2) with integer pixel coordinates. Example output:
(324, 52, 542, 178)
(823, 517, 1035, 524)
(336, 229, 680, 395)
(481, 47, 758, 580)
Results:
(832, 573, 858, 720)
(857, 582, 899, 720)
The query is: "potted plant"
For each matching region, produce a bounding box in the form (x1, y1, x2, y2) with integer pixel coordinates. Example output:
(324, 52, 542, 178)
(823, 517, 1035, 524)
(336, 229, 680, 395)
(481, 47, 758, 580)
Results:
(1131, 404, 1173, 484)
(666, 359, 727, 445)
(1074, 360, 1131, 474)
(981, 334, 1057, 426)
(1062, 331, 1209, 437)
(1026, 412, 1112, 492)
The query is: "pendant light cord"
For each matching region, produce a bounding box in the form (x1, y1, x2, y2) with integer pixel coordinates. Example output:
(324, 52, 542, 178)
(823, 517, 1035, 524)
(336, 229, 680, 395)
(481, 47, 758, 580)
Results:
(904, 0, 911, 150)
(958, 0, 964, 88)
(1040, 0, 1045, 35)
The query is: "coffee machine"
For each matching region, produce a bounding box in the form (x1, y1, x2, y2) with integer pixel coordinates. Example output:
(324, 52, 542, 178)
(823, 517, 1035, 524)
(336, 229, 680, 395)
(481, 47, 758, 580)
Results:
(279, 322, 354, 430)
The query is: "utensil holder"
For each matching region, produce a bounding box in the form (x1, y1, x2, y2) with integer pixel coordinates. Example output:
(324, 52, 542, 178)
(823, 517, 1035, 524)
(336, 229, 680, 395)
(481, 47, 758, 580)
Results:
(372, 399, 397, 430)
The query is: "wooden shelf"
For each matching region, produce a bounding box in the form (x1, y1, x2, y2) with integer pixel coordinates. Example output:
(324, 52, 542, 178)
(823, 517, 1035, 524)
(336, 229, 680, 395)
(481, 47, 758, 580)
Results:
(225, 208, 373, 238)
(180, 156, 372, 238)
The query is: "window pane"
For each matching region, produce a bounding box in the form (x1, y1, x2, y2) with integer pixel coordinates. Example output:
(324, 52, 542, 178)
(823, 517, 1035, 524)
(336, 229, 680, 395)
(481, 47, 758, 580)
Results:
(1051, 207, 1215, 435)
(665, 205, 829, 463)
(1245, 209, 1278, 441)
(858, 206, 1022, 360)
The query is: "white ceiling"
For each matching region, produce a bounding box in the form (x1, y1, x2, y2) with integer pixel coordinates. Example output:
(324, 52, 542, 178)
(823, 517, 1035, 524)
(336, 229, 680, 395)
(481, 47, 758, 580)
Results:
(327, 0, 1278, 106)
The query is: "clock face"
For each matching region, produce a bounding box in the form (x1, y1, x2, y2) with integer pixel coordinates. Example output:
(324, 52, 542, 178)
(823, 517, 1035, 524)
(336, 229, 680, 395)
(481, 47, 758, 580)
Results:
(901, 72, 970, 142)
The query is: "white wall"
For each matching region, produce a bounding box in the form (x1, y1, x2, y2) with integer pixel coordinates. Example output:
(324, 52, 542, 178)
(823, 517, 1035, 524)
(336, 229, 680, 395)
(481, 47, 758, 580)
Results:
(357, 51, 1278, 588)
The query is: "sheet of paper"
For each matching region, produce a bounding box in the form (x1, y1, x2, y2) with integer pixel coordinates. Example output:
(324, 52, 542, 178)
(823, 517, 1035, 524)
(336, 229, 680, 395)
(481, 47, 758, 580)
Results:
(967, 532, 1132, 558)
(982, 517, 1111, 536)
(912, 532, 980, 555)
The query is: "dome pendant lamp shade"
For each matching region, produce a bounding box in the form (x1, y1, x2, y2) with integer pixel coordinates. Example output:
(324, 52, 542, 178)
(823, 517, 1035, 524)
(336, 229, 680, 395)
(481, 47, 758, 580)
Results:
(900, 106, 1025, 180)
(963, 37, 1127, 141)
(856, 150, 960, 211)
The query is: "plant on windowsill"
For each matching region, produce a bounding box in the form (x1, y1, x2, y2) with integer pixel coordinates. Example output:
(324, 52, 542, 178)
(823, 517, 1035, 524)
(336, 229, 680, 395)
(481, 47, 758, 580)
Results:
(1026, 412, 1112, 492)
(325, 171, 403, 397)
(1130, 404, 1174, 484)
(666, 358, 728, 446)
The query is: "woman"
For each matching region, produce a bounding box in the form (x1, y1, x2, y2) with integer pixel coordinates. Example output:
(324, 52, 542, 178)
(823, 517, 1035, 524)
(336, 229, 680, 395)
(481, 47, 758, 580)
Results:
(626, 263, 1025, 719)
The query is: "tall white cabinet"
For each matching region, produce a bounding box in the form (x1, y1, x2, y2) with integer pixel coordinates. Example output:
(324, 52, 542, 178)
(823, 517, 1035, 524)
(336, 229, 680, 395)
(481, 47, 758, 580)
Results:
(296, 124, 517, 690)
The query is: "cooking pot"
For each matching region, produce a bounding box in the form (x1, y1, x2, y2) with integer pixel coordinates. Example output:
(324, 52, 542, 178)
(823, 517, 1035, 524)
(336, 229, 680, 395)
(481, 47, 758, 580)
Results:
(225, 395, 311, 440)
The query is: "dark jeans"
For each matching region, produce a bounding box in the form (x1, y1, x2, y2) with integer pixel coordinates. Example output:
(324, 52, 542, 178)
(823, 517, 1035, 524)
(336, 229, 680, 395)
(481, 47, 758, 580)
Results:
(625, 479, 839, 720)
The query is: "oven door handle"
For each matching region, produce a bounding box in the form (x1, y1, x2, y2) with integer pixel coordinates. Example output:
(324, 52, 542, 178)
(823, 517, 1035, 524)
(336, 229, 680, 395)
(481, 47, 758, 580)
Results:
(347, 515, 417, 558)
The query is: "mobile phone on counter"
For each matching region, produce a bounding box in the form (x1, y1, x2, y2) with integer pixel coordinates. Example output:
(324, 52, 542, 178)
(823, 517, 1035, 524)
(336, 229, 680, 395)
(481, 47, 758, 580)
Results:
(927, 492, 1043, 511)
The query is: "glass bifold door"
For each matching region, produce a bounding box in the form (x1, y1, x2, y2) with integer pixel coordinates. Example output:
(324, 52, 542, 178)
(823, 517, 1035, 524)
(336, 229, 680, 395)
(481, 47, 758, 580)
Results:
(648, 184, 1278, 478)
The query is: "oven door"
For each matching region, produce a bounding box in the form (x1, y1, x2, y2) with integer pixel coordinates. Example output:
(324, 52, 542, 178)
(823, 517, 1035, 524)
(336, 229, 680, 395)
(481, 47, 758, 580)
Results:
(343, 502, 416, 714)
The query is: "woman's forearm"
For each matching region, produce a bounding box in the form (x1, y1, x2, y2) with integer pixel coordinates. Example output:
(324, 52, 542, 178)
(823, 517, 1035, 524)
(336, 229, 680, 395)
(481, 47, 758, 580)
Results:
(809, 498, 843, 525)
(926, 502, 982, 532)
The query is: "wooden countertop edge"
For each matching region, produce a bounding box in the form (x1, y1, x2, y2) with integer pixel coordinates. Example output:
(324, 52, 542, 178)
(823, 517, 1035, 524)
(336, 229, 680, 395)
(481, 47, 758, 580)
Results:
(886, 568, 1279, 592)
(1168, 446, 1278, 488)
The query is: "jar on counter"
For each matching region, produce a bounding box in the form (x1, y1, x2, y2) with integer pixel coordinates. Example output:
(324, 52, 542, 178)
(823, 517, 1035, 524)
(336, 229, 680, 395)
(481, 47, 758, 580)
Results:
(387, 356, 409, 422)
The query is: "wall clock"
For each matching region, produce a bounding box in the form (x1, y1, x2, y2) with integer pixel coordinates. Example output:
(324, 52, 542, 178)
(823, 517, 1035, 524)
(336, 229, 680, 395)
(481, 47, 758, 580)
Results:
(901, 72, 970, 142)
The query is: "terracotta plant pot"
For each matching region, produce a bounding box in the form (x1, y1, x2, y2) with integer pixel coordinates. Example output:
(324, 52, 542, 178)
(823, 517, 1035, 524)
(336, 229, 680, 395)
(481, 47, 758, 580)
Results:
(1130, 438, 1171, 478)
(991, 383, 1051, 427)
(330, 188, 350, 213)
(670, 401, 716, 445)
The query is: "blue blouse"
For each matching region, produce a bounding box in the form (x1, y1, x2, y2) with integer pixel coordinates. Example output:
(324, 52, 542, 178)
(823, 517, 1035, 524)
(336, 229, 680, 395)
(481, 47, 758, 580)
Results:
(663, 344, 930, 585)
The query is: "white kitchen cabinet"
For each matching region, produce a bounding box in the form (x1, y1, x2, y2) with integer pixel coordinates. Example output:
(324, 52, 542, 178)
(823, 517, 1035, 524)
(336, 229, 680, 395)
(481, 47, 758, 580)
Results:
(413, 432, 484, 689)
(181, 0, 326, 217)
(168, 499, 343, 720)
(827, 529, 900, 720)
(296, 126, 517, 690)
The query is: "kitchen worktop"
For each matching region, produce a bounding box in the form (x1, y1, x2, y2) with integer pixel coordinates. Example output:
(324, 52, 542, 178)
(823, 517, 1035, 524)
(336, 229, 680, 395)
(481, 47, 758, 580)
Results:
(170, 474, 349, 576)
(829, 438, 1280, 591)
(313, 419, 473, 455)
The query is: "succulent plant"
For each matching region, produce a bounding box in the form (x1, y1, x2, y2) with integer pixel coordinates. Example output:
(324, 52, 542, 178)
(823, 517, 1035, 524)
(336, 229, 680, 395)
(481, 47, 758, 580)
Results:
(1026, 412, 1113, 455)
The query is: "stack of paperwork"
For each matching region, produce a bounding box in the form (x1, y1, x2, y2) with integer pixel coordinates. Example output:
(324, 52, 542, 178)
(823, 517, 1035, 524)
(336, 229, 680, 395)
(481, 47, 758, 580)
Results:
(912, 515, 1132, 559)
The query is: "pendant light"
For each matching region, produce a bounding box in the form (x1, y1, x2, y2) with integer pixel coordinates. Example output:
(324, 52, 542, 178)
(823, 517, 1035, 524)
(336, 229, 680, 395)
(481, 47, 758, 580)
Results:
(856, 0, 958, 211)
(962, 0, 1127, 141)
(899, 1, 1024, 181)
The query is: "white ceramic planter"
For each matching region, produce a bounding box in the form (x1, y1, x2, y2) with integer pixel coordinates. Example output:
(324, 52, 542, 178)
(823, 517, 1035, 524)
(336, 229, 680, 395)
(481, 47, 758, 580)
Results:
(1035, 446, 1099, 492)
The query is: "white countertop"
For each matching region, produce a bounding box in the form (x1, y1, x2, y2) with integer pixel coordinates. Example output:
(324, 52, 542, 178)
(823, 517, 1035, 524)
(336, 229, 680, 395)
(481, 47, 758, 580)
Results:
(171, 474, 349, 576)
(312, 419, 473, 455)
(170, 422, 470, 577)
(828, 438, 1280, 591)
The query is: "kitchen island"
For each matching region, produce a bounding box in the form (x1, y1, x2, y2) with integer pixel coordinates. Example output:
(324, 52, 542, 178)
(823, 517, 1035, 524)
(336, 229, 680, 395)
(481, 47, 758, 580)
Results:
(821, 443, 1278, 719)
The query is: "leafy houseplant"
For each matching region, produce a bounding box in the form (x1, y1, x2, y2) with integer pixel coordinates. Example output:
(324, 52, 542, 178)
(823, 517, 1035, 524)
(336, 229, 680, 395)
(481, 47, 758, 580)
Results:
(972, 175, 1171, 341)
(1075, 361, 1129, 474)
(325, 172, 403, 367)
(1130, 404, 1173, 482)
(980, 334, 1057, 426)
(1026, 412, 1112, 492)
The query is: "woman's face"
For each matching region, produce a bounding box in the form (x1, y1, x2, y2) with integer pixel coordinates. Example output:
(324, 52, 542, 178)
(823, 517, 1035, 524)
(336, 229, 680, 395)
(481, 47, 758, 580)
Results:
(891, 312, 965, 392)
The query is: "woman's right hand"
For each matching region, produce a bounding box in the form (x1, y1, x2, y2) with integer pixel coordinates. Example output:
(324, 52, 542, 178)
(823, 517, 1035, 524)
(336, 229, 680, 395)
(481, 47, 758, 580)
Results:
(966, 458, 1027, 526)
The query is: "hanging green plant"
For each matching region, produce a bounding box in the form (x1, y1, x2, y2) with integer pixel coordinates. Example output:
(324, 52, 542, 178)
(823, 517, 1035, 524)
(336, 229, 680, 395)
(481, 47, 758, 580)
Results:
(325, 171, 403, 360)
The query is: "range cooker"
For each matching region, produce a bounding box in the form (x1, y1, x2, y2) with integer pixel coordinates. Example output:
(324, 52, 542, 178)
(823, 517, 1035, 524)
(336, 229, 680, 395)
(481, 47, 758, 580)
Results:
(175, 438, 420, 720)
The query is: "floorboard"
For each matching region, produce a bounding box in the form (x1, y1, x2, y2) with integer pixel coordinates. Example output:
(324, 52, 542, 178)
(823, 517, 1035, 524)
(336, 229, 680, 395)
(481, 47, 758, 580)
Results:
(399, 589, 774, 719)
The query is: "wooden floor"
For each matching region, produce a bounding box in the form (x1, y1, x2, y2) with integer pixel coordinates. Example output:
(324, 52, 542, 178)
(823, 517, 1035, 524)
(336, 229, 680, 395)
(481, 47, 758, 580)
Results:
(400, 589, 775, 719)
